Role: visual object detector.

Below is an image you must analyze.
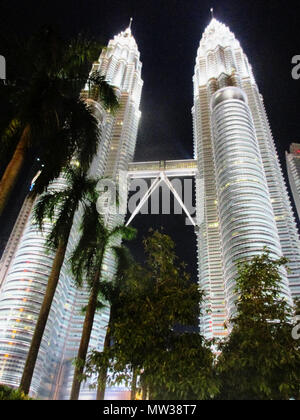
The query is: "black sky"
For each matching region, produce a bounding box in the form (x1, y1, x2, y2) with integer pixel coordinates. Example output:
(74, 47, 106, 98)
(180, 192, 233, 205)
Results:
(1, 0, 300, 281)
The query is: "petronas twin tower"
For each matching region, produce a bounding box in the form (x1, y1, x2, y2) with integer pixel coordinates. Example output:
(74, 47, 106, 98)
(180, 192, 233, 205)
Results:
(193, 19, 300, 339)
(0, 18, 299, 399)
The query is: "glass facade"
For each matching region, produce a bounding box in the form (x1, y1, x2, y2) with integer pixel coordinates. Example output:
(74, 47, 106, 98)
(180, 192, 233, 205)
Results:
(211, 87, 290, 316)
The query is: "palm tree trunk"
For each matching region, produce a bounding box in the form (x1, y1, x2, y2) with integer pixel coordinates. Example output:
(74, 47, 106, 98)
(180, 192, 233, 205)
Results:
(19, 237, 68, 395)
(139, 373, 147, 400)
(0, 126, 29, 216)
(131, 367, 138, 400)
(141, 383, 148, 400)
(96, 314, 112, 400)
(70, 271, 101, 400)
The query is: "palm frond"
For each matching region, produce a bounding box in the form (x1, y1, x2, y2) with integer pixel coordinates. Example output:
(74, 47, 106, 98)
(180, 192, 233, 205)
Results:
(88, 71, 119, 112)
(109, 225, 137, 242)
(31, 127, 76, 195)
(112, 245, 134, 279)
(0, 118, 22, 145)
(96, 246, 134, 309)
(46, 195, 76, 248)
(0, 119, 22, 168)
(63, 166, 99, 202)
(34, 166, 100, 252)
(81, 299, 106, 315)
(70, 200, 105, 287)
(33, 190, 68, 230)
(66, 98, 100, 170)
(62, 33, 102, 82)
(70, 195, 136, 292)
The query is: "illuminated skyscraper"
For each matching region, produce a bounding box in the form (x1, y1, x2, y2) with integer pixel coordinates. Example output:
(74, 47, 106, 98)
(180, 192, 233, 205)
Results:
(54, 22, 143, 400)
(193, 18, 300, 339)
(0, 196, 34, 291)
(0, 22, 143, 399)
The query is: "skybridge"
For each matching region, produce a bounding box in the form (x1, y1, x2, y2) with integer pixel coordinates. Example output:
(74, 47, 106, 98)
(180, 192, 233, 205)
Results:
(126, 159, 199, 227)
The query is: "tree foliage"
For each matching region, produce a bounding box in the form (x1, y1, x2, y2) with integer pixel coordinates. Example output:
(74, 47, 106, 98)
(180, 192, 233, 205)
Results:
(0, 385, 32, 400)
(84, 230, 217, 400)
(34, 166, 99, 248)
(0, 25, 119, 214)
(216, 252, 300, 400)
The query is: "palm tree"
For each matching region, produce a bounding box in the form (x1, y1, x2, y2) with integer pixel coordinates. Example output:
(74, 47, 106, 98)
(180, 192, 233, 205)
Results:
(82, 249, 141, 400)
(69, 201, 136, 400)
(95, 246, 134, 400)
(19, 166, 100, 395)
(0, 26, 119, 215)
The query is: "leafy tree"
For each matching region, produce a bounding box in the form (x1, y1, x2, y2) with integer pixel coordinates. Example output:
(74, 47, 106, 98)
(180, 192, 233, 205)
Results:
(84, 230, 217, 400)
(19, 166, 99, 395)
(69, 201, 136, 400)
(0, 26, 118, 215)
(0, 385, 33, 400)
(143, 332, 218, 400)
(216, 252, 300, 400)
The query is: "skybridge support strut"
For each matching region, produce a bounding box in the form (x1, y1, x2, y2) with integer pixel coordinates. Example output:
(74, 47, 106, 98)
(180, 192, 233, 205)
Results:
(126, 171, 196, 227)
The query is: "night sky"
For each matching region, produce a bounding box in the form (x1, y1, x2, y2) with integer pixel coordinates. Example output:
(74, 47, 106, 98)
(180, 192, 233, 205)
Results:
(1, 0, 300, 283)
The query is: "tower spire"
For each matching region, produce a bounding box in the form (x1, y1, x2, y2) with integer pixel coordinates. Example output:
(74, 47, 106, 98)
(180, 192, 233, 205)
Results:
(128, 17, 133, 30)
(210, 7, 214, 19)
